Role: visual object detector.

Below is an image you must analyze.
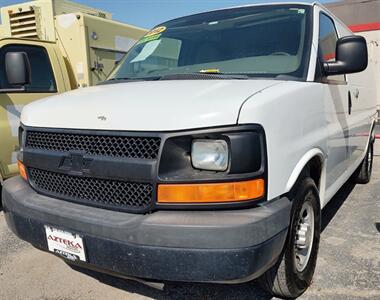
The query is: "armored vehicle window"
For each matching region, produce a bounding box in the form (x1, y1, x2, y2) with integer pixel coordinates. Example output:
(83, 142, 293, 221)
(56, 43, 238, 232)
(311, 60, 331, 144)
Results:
(0, 44, 57, 93)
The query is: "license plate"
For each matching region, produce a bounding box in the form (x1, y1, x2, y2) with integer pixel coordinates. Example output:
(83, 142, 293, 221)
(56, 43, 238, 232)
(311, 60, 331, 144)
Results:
(45, 226, 86, 262)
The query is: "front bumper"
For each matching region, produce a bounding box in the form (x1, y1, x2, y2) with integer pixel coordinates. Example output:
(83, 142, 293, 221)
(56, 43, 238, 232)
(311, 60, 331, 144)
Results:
(3, 176, 291, 283)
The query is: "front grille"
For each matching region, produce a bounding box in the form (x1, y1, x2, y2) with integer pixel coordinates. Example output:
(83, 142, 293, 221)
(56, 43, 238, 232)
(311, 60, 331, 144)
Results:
(28, 168, 153, 212)
(26, 131, 161, 160)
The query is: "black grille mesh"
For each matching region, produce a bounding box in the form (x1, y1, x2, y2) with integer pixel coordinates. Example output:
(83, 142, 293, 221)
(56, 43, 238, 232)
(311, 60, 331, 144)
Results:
(26, 131, 161, 160)
(29, 168, 153, 212)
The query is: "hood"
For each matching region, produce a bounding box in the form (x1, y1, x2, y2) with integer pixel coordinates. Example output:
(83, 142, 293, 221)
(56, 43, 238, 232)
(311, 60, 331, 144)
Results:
(21, 80, 281, 131)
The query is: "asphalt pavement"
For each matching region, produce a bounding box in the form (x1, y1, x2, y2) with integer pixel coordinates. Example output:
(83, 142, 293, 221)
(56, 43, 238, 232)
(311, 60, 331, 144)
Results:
(0, 145, 379, 300)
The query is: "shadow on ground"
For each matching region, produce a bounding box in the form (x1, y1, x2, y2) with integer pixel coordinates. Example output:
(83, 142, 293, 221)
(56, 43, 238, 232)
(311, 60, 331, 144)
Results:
(70, 264, 272, 300)
(321, 181, 355, 232)
(70, 181, 356, 300)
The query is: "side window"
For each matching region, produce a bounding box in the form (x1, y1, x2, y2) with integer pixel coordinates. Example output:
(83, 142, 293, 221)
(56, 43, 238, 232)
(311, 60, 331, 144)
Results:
(0, 44, 57, 92)
(319, 14, 338, 62)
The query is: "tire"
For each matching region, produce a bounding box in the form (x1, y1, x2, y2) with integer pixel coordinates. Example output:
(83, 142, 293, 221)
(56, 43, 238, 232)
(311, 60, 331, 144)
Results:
(259, 177, 321, 299)
(354, 139, 374, 184)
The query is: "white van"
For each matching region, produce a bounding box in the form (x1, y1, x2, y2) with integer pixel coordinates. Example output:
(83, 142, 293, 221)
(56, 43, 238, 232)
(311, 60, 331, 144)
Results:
(2, 2, 376, 298)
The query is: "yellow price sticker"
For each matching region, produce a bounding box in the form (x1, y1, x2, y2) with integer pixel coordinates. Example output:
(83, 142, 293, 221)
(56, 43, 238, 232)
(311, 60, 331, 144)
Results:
(199, 69, 220, 74)
(145, 26, 166, 37)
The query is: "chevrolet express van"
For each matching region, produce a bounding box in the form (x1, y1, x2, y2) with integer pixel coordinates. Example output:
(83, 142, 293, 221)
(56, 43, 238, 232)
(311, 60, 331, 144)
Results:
(2, 2, 376, 298)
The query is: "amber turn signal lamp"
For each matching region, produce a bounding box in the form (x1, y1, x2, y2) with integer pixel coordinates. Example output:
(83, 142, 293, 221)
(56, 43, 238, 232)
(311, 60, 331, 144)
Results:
(157, 179, 265, 203)
(18, 161, 28, 181)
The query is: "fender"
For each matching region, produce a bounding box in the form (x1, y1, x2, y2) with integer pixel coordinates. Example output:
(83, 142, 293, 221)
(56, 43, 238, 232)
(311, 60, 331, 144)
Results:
(285, 148, 325, 195)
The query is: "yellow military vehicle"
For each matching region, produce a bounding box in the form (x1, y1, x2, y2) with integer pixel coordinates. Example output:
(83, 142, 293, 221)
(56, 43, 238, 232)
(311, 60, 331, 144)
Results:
(0, 0, 146, 196)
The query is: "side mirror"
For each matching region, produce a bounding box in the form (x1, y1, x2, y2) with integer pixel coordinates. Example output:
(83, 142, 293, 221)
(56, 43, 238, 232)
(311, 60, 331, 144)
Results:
(5, 52, 31, 86)
(323, 35, 368, 76)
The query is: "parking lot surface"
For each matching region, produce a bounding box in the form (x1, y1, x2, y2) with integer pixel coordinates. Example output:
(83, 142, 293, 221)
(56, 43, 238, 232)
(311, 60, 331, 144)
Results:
(1, 146, 379, 300)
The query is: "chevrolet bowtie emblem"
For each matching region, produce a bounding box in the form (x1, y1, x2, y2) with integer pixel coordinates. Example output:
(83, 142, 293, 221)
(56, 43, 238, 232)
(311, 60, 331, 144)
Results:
(59, 153, 93, 175)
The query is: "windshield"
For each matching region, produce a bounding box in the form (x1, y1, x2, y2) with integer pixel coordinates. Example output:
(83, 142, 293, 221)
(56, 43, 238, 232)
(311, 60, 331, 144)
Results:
(108, 5, 312, 81)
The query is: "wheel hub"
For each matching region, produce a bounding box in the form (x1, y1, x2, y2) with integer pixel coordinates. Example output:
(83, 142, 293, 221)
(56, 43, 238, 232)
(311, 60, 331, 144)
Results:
(294, 200, 315, 272)
(295, 223, 309, 248)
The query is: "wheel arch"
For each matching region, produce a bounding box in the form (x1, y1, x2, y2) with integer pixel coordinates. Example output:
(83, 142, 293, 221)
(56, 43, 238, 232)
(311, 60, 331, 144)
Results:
(285, 148, 325, 197)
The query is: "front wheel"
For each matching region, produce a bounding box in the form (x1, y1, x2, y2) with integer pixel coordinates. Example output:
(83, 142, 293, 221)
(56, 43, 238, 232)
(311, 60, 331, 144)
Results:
(259, 177, 321, 298)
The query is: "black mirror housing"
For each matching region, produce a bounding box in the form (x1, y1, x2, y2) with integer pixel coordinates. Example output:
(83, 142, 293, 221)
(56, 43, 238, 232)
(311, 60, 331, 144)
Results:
(5, 52, 31, 86)
(323, 35, 368, 76)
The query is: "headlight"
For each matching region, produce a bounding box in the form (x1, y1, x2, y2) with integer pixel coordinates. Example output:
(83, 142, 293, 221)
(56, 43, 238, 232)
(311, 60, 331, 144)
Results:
(191, 139, 229, 171)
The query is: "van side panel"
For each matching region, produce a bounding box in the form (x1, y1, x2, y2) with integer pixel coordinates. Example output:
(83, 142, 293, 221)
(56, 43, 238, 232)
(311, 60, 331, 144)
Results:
(333, 11, 377, 172)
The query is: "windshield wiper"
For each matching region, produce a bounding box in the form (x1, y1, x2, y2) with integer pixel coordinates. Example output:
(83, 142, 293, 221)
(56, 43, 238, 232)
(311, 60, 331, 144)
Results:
(157, 72, 249, 80)
(100, 73, 250, 85)
(99, 76, 161, 85)
(109, 76, 161, 81)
